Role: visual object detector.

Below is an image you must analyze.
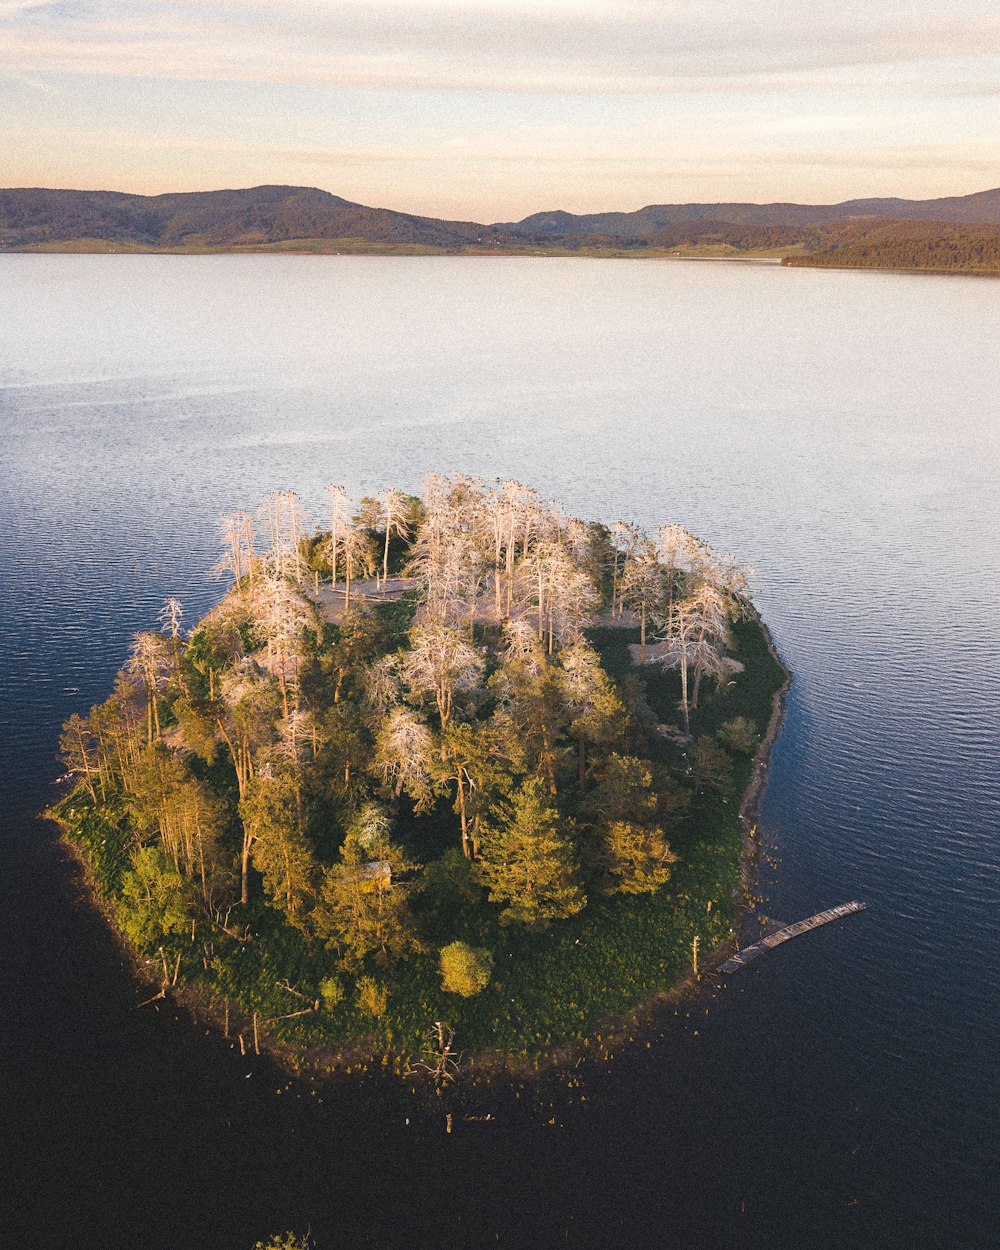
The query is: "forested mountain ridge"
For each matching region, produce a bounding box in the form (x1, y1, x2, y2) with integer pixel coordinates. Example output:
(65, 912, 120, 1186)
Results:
(499, 187, 1000, 235)
(0, 185, 498, 251)
(51, 475, 787, 1070)
(782, 218, 1000, 275)
(4, 183, 1000, 272)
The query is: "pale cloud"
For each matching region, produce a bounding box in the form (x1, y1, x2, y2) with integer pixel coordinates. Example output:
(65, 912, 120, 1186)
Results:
(4, 1, 1000, 91)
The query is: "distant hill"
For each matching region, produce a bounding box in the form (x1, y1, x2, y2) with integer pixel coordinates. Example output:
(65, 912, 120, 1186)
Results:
(3, 183, 1000, 272)
(0, 185, 496, 251)
(500, 188, 1000, 237)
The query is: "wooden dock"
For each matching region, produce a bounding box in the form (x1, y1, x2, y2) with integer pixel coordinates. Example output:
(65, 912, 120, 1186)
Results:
(717, 901, 867, 974)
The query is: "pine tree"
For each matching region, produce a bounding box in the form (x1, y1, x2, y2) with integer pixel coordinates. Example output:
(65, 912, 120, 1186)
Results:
(315, 804, 421, 967)
(476, 778, 585, 926)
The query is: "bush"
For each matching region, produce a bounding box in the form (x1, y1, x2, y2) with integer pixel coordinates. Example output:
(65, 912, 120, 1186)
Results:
(117, 847, 193, 950)
(253, 1234, 312, 1250)
(439, 941, 493, 996)
(356, 976, 388, 1017)
(319, 976, 344, 1009)
(717, 716, 760, 754)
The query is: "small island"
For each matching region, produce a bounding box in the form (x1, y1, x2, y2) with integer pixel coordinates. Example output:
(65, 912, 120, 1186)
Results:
(52, 475, 786, 1074)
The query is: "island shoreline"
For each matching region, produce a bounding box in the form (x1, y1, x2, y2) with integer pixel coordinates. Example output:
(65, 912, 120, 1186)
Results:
(46, 610, 791, 1084)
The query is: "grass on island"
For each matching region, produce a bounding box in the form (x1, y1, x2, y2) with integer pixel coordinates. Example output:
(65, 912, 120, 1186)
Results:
(54, 614, 783, 1072)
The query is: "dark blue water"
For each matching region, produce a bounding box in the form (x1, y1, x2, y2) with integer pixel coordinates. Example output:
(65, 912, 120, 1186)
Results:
(1, 255, 998, 1249)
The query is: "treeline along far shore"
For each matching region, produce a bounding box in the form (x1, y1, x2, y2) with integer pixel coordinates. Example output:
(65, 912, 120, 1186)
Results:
(52, 473, 786, 1072)
(5, 183, 1000, 274)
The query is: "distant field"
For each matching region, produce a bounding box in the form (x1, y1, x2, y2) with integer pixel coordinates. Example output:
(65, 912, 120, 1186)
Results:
(11, 236, 804, 261)
(10, 222, 1000, 275)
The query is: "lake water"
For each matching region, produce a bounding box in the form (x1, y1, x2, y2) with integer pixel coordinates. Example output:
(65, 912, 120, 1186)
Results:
(1, 255, 998, 1249)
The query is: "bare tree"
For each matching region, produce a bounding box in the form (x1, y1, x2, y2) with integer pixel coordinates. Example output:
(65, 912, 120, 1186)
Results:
(372, 706, 439, 810)
(477, 478, 521, 620)
(686, 582, 732, 709)
(159, 596, 189, 695)
(379, 487, 413, 588)
(215, 510, 256, 591)
(362, 653, 403, 722)
(657, 524, 710, 615)
(340, 523, 377, 609)
(609, 522, 643, 620)
(252, 575, 318, 718)
(216, 661, 280, 796)
(260, 490, 308, 582)
(401, 622, 484, 734)
(656, 582, 732, 735)
(620, 540, 663, 663)
(127, 631, 173, 743)
(59, 713, 100, 801)
(325, 484, 353, 589)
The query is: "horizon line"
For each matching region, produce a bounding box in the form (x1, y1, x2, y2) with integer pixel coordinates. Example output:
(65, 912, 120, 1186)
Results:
(4, 180, 999, 226)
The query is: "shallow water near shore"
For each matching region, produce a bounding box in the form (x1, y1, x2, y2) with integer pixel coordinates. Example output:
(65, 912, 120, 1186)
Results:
(1, 254, 999, 1249)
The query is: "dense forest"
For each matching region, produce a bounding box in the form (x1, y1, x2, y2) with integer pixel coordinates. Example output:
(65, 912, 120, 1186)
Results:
(0, 186, 492, 251)
(5, 184, 1000, 269)
(54, 475, 785, 1070)
(783, 218, 1000, 275)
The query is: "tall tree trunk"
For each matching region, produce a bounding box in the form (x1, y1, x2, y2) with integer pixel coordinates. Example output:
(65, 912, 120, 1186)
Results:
(691, 621, 708, 709)
(680, 655, 690, 736)
(241, 832, 253, 905)
(457, 776, 470, 858)
(197, 823, 208, 904)
(640, 600, 647, 663)
(506, 516, 516, 616)
(494, 525, 503, 619)
(541, 724, 557, 795)
(215, 720, 247, 800)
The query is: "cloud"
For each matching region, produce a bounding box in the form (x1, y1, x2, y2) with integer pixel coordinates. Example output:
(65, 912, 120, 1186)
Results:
(4, 0, 1000, 93)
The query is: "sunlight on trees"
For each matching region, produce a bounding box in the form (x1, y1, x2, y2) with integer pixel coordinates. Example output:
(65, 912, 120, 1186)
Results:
(439, 940, 493, 996)
(56, 470, 768, 1064)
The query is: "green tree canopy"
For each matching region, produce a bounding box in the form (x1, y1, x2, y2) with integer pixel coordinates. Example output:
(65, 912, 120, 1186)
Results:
(439, 940, 493, 996)
(475, 777, 585, 926)
(314, 804, 422, 967)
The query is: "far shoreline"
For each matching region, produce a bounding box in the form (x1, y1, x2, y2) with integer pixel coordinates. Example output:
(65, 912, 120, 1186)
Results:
(6, 244, 999, 278)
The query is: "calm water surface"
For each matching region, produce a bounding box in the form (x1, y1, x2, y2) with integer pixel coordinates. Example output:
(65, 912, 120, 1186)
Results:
(1, 256, 998, 1249)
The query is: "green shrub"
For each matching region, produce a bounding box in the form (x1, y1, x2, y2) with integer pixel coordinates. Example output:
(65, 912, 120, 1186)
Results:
(717, 716, 760, 754)
(117, 847, 193, 950)
(319, 976, 344, 1009)
(253, 1234, 312, 1250)
(356, 976, 388, 1017)
(439, 941, 494, 996)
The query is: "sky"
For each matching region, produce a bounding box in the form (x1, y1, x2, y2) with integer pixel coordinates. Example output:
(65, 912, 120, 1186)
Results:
(3, 0, 1000, 220)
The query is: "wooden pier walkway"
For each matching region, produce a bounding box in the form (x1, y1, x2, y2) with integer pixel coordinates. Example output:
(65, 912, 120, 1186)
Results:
(717, 901, 867, 974)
